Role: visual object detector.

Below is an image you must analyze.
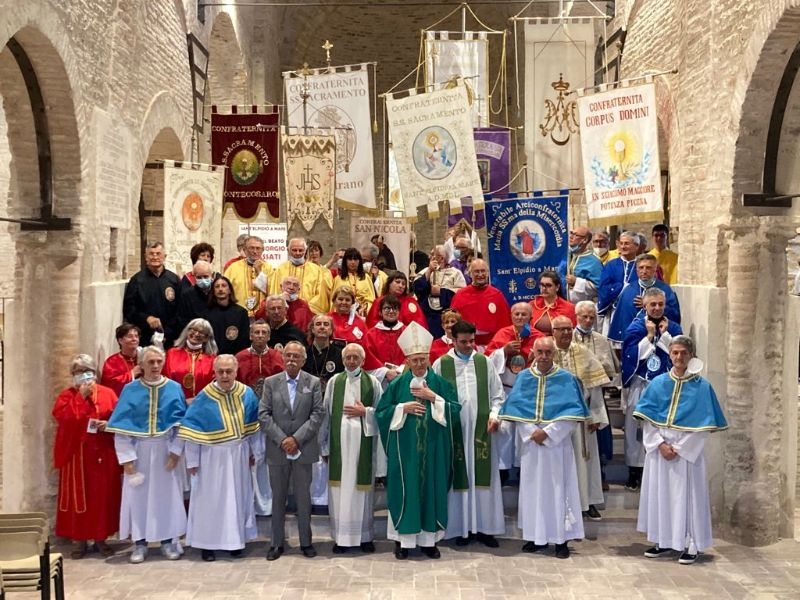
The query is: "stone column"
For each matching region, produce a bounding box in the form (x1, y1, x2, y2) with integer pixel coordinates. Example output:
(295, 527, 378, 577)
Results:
(721, 221, 796, 544)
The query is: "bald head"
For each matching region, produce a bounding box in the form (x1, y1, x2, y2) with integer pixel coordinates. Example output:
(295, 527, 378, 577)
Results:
(569, 226, 592, 252)
(469, 259, 489, 287)
(551, 316, 573, 349)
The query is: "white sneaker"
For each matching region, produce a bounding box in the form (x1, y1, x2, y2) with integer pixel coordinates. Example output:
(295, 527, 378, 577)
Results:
(130, 545, 148, 564)
(160, 542, 180, 560)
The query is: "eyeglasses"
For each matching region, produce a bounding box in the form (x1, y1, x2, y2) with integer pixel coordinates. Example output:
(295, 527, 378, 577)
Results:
(569, 231, 586, 238)
(188, 329, 209, 337)
(382, 307, 399, 313)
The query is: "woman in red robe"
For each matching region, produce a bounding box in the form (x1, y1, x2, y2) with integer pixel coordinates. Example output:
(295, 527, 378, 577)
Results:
(365, 271, 427, 329)
(428, 308, 461, 363)
(53, 354, 121, 558)
(529, 270, 577, 336)
(362, 295, 406, 374)
(327, 285, 368, 345)
(100, 323, 142, 396)
(164, 318, 217, 404)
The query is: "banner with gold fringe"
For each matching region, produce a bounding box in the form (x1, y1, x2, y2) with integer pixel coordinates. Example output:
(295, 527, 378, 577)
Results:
(283, 64, 376, 210)
(577, 83, 663, 227)
(386, 84, 483, 218)
(281, 132, 336, 231)
(162, 160, 224, 277)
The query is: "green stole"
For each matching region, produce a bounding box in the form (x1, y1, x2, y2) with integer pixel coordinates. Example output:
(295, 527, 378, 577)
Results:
(329, 371, 374, 489)
(439, 353, 491, 488)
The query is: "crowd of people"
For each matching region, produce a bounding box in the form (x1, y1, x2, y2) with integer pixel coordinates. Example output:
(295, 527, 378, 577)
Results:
(51, 222, 727, 565)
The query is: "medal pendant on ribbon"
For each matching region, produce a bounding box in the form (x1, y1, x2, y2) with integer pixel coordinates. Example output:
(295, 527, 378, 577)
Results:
(646, 354, 661, 372)
(246, 296, 257, 310)
(182, 373, 195, 389)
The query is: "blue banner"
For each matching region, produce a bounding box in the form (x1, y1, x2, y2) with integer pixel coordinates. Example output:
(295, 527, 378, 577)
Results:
(486, 193, 569, 305)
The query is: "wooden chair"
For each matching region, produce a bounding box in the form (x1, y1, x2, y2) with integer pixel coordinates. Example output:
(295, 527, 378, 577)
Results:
(0, 528, 64, 600)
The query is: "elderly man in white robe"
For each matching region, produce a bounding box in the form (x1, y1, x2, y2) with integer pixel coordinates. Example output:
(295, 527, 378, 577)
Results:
(551, 316, 611, 522)
(106, 346, 188, 564)
(634, 335, 728, 565)
(498, 337, 588, 559)
(320, 343, 382, 554)
(433, 319, 506, 547)
(179, 354, 263, 561)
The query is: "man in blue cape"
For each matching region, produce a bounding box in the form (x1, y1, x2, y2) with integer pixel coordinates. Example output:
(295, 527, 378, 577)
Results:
(499, 336, 588, 559)
(634, 335, 727, 565)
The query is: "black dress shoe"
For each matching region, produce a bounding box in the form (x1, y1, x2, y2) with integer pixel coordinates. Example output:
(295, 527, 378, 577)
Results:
(455, 536, 470, 546)
(420, 545, 441, 559)
(521, 541, 548, 553)
(201, 549, 216, 562)
(360, 541, 375, 553)
(301, 545, 317, 558)
(554, 543, 570, 559)
(394, 542, 408, 560)
(266, 546, 284, 561)
(332, 544, 346, 554)
(476, 533, 499, 548)
(229, 549, 243, 558)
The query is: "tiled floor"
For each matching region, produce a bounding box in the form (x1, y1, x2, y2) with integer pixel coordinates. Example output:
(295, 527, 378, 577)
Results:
(54, 513, 800, 600)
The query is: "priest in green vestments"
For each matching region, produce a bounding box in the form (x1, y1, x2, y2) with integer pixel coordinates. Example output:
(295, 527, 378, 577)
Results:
(376, 321, 467, 560)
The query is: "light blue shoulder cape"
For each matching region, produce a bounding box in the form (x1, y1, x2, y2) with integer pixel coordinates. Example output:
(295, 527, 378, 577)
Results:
(499, 366, 588, 424)
(633, 372, 728, 432)
(106, 379, 186, 437)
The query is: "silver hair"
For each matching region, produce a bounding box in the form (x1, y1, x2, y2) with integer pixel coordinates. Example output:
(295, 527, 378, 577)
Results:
(174, 318, 218, 354)
(265, 294, 288, 309)
(635, 253, 658, 265)
(213, 354, 239, 370)
(454, 235, 473, 249)
(139, 345, 165, 365)
(619, 230, 638, 242)
(245, 235, 264, 245)
(288, 237, 308, 250)
(342, 343, 366, 360)
(669, 335, 696, 356)
(574, 300, 597, 314)
(283, 340, 307, 360)
(70, 353, 97, 374)
(642, 287, 666, 299)
(361, 243, 379, 259)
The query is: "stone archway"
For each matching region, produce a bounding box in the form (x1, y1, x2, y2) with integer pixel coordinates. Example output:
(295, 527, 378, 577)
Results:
(724, 6, 800, 545)
(0, 24, 84, 511)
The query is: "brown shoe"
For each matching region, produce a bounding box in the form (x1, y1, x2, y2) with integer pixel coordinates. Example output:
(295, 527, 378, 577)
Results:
(71, 541, 88, 559)
(96, 540, 115, 557)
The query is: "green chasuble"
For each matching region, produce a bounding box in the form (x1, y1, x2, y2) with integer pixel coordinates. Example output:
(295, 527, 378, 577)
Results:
(439, 353, 492, 488)
(329, 371, 375, 489)
(375, 368, 468, 536)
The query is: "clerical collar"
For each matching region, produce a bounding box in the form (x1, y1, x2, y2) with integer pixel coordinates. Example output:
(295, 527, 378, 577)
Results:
(532, 365, 557, 376)
(142, 376, 165, 386)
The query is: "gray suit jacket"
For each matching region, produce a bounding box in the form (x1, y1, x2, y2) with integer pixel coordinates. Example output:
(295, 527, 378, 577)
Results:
(259, 370, 324, 465)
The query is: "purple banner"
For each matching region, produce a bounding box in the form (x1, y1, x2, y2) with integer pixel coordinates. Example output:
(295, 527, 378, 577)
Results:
(474, 127, 510, 195)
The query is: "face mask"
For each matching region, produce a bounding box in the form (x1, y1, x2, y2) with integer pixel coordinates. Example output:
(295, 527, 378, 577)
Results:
(519, 323, 531, 339)
(346, 366, 361, 377)
(336, 258, 342, 270)
(73, 372, 95, 386)
(569, 244, 582, 253)
(363, 262, 372, 271)
(196, 277, 212, 290)
(287, 292, 299, 302)
(594, 247, 608, 258)
(452, 249, 462, 260)
(640, 277, 656, 287)
(186, 340, 203, 351)
(454, 350, 472, 360)
(289, 256, 305, 266)
(246, 257, 256, 265)
(576, 324, 592, 334)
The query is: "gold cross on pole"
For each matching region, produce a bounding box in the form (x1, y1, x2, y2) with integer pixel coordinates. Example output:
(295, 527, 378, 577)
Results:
(322, 39, 334, 70)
